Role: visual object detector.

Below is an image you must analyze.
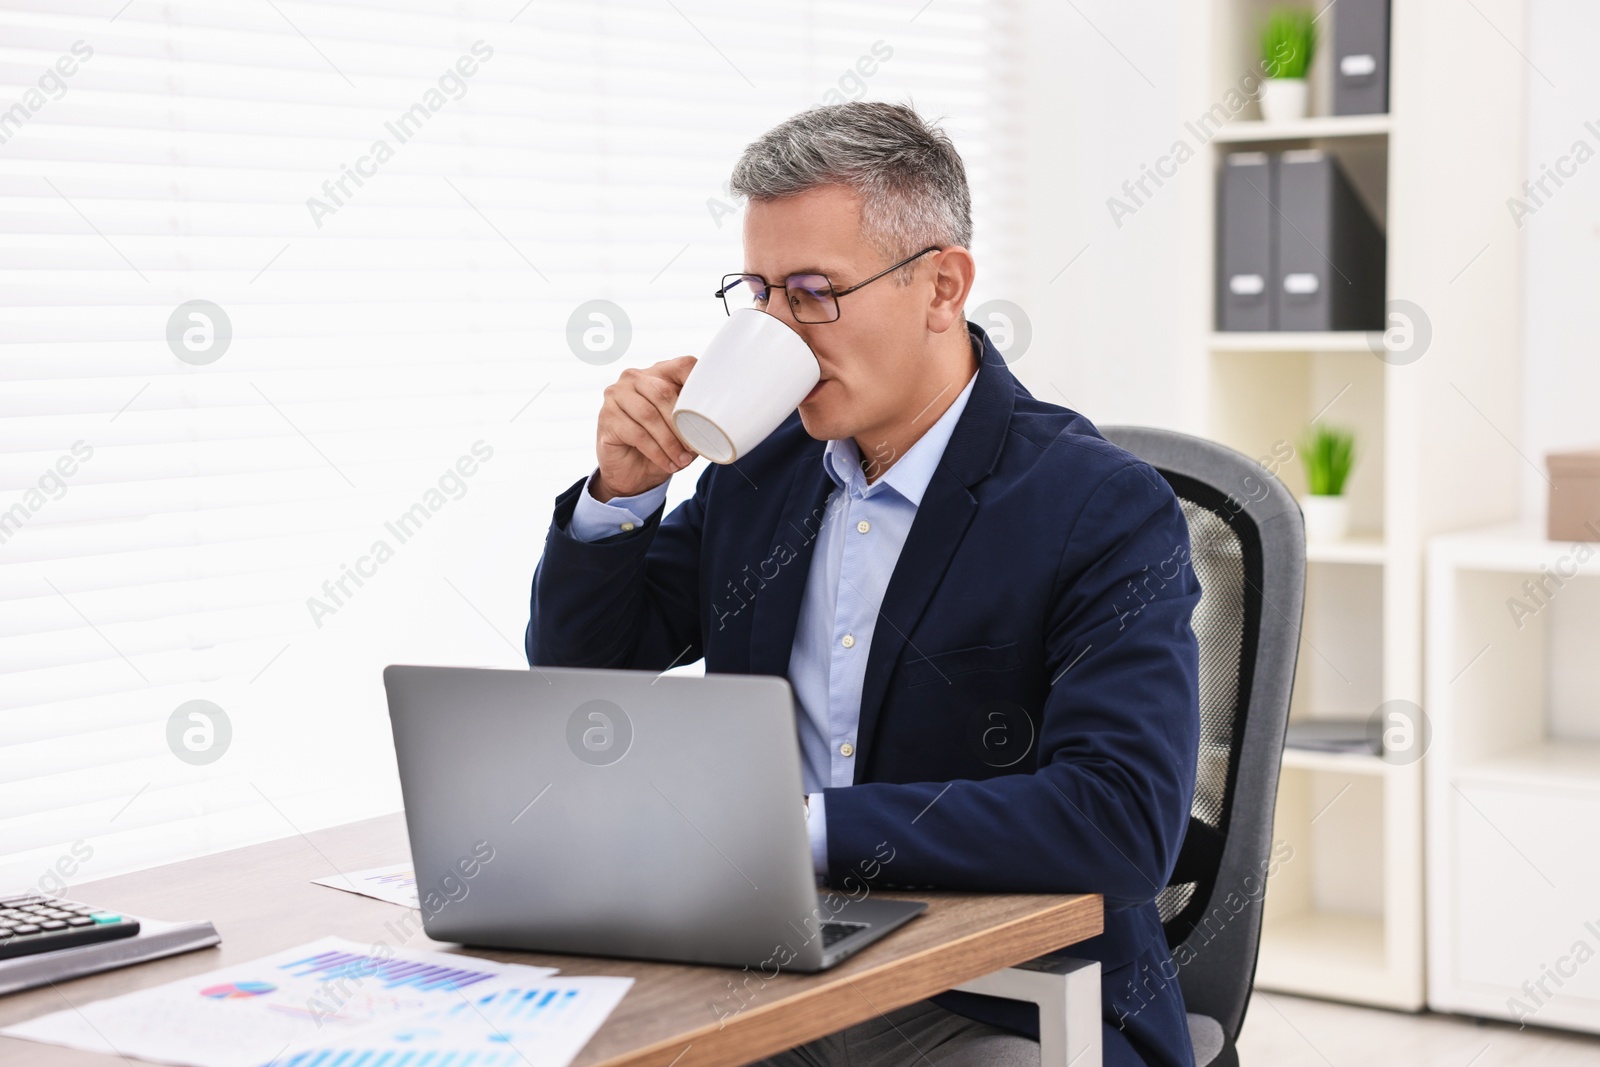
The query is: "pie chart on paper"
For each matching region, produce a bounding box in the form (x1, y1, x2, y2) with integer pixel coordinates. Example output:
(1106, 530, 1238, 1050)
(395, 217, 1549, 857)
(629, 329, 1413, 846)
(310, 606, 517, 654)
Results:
(198, 981, 276, 999)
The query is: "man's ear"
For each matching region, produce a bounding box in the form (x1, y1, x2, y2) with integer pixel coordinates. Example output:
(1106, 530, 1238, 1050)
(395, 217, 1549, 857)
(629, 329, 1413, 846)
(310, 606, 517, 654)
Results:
(926, 247, 976, 334)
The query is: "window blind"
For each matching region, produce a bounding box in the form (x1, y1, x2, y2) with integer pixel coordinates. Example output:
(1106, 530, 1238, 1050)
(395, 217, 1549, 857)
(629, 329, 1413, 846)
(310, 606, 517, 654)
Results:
(0, 0, 1022, 893)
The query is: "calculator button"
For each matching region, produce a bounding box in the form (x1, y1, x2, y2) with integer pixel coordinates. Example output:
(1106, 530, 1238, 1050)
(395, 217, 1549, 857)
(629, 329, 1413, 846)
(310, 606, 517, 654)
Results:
(0, 900, 141, 962)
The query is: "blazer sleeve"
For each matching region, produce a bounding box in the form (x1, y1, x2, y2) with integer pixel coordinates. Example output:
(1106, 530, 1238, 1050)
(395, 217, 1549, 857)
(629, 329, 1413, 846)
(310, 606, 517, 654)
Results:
(525, 467, 711, 671)
(821, 461, 1202, 909)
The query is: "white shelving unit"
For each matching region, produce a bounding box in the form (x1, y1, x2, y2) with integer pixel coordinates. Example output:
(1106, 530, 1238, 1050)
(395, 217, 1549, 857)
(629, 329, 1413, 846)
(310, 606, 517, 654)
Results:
(1210, 114, 1395, 142)
(1426, 525, 1600, 1033)
(1304, 536, 1388, 567)
(1210, 332, 1382, 353)
(1184, 0, 1528, 1010)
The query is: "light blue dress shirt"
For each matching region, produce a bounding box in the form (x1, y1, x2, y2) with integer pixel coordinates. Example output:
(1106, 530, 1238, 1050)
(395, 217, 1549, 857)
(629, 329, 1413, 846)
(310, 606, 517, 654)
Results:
(564, 366, 978, 880)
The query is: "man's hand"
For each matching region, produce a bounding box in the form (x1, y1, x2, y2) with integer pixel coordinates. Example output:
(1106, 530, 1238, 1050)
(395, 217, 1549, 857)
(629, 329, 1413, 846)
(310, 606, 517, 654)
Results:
(593, 355, 698, 502)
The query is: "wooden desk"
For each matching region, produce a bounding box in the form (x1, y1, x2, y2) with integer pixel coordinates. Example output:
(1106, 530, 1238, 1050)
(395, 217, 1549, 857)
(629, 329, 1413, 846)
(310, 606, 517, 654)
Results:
(0, 813, 1102, 1067)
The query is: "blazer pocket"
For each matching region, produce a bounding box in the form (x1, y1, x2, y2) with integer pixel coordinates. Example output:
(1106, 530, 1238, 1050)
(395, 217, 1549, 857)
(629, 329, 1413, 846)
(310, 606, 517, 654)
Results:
(902, 642, 1020, 687)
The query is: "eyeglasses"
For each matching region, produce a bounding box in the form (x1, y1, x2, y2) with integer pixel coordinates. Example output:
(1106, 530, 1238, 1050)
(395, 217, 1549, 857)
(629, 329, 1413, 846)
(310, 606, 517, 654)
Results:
(714, 246, 941, 324)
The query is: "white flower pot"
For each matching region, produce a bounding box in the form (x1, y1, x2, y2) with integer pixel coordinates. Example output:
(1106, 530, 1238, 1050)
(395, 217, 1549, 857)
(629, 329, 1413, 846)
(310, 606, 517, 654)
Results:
(1302, 494, 1351, 543)
(1260, 78, 1309, 122)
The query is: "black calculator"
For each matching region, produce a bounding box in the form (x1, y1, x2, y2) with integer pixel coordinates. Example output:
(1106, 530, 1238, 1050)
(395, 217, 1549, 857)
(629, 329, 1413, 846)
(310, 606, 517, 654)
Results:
(0, 895, 140, 960)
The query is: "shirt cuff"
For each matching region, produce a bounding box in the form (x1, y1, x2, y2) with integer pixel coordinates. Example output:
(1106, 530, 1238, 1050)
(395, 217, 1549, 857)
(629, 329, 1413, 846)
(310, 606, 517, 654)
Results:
(807, 791, 827, 883)
(565, 468, 670, 542)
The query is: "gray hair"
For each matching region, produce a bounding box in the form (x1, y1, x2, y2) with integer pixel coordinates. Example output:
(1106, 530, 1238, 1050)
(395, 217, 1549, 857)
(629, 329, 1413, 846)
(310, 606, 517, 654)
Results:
(728, 102, 972, 278)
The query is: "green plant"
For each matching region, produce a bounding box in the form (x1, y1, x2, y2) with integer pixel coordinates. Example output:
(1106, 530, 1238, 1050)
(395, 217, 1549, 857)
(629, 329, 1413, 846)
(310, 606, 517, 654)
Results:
(1301, 424, 1356, 495)
(1260, 8, 1318, 80)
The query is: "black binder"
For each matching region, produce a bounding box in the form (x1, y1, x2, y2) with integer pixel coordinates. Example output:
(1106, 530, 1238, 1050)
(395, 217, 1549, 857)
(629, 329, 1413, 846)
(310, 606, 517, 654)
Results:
(1216, 152, 1278, 332)
(1275, 150, 1386, 332)
(1333, 0, 1391, 116)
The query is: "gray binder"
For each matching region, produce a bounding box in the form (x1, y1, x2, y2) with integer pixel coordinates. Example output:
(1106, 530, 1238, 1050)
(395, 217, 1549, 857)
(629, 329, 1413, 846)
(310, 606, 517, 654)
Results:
(1333, 0, 1390, 115)
(1216, 152, 1277, 332)
(1275, 150, 1386, 332)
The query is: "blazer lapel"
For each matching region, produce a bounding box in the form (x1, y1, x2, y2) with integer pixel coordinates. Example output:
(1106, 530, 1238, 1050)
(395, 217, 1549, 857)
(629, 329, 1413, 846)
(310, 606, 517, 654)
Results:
(851, 469, 978, 777)
(741, 324, 1021, 771)
(746, 447, 835, 681)
(851, 325, 1019, 779)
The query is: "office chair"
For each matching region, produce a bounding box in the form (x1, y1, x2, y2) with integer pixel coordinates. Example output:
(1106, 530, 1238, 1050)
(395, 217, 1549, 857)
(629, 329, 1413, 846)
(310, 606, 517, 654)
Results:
(956, 427, 1305, 1067)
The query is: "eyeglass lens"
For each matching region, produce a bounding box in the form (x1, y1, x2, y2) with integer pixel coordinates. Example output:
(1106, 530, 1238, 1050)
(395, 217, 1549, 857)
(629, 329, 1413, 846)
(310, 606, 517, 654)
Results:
(721, 274, 838, 323)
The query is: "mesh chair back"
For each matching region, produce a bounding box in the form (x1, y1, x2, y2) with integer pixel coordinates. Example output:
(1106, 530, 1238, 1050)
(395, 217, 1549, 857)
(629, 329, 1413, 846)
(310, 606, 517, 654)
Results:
(1103, 427, 1305, 1040)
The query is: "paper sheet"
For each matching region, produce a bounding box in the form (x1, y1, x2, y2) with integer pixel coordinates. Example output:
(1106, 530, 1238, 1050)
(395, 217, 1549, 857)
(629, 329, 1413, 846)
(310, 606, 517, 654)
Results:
(1, 936, 563, 1067)
(311, 863, 420, 908)
(274, 975, 635, 1067)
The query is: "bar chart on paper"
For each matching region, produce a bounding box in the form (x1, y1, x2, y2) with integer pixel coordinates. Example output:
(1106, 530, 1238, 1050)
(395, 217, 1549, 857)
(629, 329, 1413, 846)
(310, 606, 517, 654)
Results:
(275, 978, 636, 1067)
(0, 937, 566, 1067)
(281, 946, 499, 995)
(312, 862, 421, 908)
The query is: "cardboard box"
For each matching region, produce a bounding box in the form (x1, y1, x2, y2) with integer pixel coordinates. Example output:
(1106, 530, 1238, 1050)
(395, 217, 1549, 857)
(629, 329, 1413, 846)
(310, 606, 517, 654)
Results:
(1547, 448, 1600, 542)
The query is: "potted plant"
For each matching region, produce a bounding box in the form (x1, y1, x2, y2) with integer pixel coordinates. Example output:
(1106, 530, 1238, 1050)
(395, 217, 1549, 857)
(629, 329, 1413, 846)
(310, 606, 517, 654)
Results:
(1300, 424, 1355, 541)
(1259, 8, 1317, 122)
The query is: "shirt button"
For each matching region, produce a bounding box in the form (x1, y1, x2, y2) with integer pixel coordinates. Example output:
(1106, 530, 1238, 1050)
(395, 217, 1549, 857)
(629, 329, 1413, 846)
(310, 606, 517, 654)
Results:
(841, 634, 855, 649)
(619, 521, 636, 532)
(856, 520, 871, 534)
(840, 742, 854, 757)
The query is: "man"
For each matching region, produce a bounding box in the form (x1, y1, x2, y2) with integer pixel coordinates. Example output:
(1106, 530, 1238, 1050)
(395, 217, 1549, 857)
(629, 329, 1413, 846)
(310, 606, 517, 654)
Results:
(527, 102, 1201, 1067)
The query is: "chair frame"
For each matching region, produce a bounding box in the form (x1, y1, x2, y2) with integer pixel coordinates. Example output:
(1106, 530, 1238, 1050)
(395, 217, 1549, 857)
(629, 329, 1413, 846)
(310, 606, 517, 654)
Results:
(960, 426, 1305, 1065)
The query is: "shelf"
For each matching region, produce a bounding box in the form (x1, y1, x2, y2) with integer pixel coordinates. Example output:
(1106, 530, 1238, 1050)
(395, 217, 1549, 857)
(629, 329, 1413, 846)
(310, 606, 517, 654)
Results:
(1430, 513, 1600, 1028)
(1211, 114, 1393, 144)
(1455, 740, 1600, 794)
(1255, 911, 1388, 996)
(1208, 331, 1382, 353)
(1306, 536, 1388, 566)
(1430, 522, 1600, 575)
(1281, 746, 1390, 776)
(1198, 0, 1525, 1023)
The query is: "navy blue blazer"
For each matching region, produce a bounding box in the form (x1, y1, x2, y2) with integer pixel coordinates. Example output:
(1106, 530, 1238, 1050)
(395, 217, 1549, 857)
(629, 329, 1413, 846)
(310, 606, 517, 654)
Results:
(528, 323, 1202, 1067)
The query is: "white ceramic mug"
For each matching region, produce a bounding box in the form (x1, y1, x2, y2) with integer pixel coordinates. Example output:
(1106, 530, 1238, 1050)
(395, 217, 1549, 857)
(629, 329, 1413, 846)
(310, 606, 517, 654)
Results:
(672, 309, 820, 464)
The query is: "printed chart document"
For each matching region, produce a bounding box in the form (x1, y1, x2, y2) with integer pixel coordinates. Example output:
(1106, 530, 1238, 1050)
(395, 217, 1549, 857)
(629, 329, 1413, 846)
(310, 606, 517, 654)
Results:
(1, 936, 575, 1067)
(275, 975, 635, 1067)
(311, 863, 420, 908)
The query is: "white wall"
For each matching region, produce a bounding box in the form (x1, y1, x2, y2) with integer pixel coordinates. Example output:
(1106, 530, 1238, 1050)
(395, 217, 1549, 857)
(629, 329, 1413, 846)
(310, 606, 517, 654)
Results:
(1009, 0, 1208, 433)
(1522, 0, 1600, 523)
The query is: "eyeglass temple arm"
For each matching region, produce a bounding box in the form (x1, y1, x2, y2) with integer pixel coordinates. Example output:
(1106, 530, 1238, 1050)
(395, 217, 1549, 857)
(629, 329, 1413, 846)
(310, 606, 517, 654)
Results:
(714, 246, 939, 302)
(830, 246, 941, 298)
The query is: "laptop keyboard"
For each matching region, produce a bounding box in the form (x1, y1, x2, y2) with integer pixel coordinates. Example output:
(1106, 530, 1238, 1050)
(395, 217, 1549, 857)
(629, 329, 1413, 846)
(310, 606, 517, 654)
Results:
(821, 920, 870, 948)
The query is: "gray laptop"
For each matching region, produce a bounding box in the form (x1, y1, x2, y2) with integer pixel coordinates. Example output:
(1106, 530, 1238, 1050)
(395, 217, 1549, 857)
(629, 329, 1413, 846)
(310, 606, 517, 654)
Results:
(383, 664, 925, 972)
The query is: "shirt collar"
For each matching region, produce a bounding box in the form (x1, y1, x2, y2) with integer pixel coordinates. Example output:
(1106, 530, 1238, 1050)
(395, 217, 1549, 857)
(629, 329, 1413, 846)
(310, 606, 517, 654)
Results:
(822, 353, 980, 507)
